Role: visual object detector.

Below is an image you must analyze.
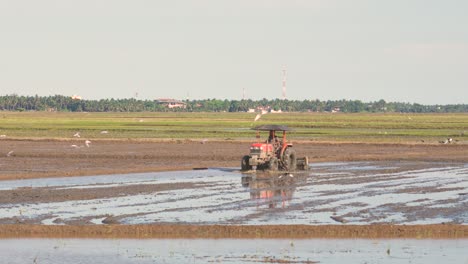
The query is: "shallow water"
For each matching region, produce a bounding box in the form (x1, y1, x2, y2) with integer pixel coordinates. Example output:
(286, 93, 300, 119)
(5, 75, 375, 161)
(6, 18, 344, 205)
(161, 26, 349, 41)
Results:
(0, 161, 467, 225)
(0, 238, 467, 264)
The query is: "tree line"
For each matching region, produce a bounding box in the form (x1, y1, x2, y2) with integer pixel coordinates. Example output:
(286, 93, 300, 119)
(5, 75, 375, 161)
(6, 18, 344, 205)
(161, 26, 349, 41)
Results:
(0, 94, 467, 113)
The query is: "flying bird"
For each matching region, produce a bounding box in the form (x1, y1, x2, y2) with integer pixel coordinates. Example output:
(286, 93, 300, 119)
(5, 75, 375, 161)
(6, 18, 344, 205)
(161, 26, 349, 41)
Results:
(254, 109, 269, 122)
(73, 132, 80, 138)
(6, 150, 14, 157)
(254, 113, 262, 122)
(85, 140, 91, 147)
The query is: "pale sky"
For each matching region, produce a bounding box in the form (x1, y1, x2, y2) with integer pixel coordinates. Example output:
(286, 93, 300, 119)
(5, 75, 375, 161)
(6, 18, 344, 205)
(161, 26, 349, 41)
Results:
(1, 0, 467, 104)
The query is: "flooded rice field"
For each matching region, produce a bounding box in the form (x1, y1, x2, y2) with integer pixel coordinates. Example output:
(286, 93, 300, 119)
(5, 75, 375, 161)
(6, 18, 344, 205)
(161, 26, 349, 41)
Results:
(0, 238, 467, 264)
(0, 161, 467, 225)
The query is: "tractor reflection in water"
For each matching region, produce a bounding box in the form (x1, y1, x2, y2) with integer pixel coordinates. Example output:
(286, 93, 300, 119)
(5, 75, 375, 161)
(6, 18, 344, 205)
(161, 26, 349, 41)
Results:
(241, 171, 308, 209)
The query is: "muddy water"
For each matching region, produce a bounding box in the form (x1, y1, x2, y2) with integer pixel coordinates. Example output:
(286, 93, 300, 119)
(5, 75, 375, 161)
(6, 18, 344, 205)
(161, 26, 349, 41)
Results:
(0, 238, 467, 264)
(0, 161, 467, 225)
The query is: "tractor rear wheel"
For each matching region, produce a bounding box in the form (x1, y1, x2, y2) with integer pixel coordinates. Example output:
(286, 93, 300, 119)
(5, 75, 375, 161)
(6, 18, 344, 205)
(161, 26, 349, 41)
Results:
(267, 157, 279, 171)
(241, 155, 252, 171)
(282, 148, 297, 171)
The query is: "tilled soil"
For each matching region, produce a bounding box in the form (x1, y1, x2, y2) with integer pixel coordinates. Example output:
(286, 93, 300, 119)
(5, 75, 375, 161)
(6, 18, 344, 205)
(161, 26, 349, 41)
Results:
(1, 139, 467, 180)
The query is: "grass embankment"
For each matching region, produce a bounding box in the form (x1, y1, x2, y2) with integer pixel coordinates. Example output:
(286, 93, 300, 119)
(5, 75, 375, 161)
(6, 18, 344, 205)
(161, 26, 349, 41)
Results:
(0, 112, 467, 143)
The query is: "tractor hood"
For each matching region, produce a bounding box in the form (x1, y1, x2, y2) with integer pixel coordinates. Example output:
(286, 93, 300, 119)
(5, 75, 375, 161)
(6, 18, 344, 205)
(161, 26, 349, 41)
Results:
(250, 143, 274, 153)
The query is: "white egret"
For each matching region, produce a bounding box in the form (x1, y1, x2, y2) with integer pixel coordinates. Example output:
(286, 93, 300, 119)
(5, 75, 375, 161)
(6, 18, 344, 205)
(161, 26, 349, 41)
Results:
(254, 113, 262, 122)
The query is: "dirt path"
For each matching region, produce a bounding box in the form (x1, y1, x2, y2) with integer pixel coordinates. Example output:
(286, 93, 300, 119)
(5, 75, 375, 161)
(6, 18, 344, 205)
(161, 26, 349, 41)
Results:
(1, 139, 467, 180)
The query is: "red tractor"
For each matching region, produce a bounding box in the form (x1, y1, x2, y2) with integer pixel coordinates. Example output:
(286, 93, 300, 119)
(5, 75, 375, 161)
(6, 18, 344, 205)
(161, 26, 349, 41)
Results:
(241, 125, 309, 171)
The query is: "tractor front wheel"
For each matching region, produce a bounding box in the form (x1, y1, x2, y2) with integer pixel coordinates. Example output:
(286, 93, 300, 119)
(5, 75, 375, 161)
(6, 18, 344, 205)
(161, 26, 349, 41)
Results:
(268, 157, 279, 171)
(241, 155, 252, 171)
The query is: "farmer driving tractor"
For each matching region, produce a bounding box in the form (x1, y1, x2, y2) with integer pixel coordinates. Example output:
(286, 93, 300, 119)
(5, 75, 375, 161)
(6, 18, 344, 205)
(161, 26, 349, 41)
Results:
(241, 125, 309, 171)
(267, 130, 281, 152)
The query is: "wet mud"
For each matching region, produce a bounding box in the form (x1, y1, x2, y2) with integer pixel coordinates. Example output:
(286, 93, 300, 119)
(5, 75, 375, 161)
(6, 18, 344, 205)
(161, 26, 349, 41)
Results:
(1, 139, 467, 181)
(1, 162, 467, 225)
(0, 224, 467, 239)
(1, 140, 468, 239)
(0, 161, 467, 238)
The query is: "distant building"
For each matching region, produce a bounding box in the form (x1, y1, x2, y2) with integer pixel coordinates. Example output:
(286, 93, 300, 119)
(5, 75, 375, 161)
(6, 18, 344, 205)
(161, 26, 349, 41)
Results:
(156, 98, 187, 109)
(251, 106, 283, 113)
(270, 109, 283, 113)
(332, 107, 341, 113)
(71, 95, 82, 100)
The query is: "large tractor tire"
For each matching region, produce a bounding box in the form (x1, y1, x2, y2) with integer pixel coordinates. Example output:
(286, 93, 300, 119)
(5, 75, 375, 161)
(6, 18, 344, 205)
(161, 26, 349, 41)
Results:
(282, 148, 297, 171)
(241, 155, 252, 171)
(267, 157, 279, 171)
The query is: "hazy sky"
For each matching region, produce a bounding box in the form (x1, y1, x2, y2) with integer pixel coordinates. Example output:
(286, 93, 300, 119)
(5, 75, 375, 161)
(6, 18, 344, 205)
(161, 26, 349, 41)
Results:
(1, 0, 467, 104)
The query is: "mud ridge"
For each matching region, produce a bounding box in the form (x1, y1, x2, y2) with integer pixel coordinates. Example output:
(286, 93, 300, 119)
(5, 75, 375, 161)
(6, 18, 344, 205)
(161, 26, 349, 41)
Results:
(1, 224, 467, 239)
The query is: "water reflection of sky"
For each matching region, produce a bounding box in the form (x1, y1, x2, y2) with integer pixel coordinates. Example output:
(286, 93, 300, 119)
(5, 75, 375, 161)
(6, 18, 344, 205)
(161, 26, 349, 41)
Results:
(0, 238, 467, 264)
(0, 162, 467, 225)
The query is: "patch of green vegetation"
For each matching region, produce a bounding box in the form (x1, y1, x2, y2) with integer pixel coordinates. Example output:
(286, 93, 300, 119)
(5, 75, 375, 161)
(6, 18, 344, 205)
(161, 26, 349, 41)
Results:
(0, 112, 466, 143)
